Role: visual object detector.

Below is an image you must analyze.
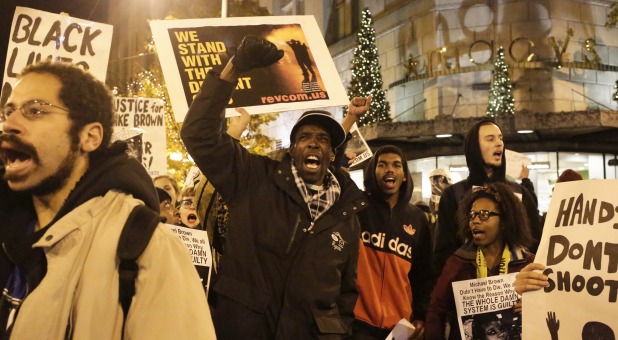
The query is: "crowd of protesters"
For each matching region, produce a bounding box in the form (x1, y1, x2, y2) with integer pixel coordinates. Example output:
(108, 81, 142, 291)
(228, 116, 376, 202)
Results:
(0, 34, 593, 339)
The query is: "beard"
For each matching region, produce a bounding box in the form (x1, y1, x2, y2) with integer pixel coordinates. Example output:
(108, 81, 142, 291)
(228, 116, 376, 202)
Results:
(2, 133, 80, 196)
(25, 149, 79, 196)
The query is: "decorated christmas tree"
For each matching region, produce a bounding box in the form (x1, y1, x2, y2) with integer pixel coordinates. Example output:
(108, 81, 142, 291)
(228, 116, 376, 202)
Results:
(486, 46, 515, 117)
(347, 7, 391, 126)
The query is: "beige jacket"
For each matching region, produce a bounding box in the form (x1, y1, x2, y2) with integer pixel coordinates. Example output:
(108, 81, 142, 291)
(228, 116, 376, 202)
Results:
(10, 191, 216, 339)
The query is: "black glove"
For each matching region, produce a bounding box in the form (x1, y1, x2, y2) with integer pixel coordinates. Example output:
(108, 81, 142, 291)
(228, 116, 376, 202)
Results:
(232, 35, 284, 72)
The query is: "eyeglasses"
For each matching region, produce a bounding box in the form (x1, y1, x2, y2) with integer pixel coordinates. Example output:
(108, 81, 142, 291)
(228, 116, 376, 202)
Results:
(1, 100, 70, 122)
(179, 199, 195, 208)
(468, 210, 501, 221)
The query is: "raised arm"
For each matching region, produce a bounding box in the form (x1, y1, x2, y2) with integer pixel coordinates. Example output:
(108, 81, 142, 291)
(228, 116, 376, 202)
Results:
(181, 35, 283, 202)
(341, 96, 371, 133)
(227, 107, 252, 140)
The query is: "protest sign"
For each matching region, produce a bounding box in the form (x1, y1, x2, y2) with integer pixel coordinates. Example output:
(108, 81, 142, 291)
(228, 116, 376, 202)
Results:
(452, 273, 520, 340)
(342, 123, 372, 168)
(505, 149, 531, 180)
(167, 224, 212, 295)
(1, 7, 113, 105)
(385, 318, 416, 340)
(111, 97, 167, 177)
(149, 15, 348, 121)
(523, 180, 618, 339)
(184, 166, 202, 188)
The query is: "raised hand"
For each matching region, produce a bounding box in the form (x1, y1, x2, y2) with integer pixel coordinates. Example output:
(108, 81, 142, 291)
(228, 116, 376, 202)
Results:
(232, 35, 284, 72)
(227, 108, 252, 139)
(546, 311, 560, 340)
(519, 163, 530, 179)
(348, 96, 372, 118)
(342, 96, 372, 133)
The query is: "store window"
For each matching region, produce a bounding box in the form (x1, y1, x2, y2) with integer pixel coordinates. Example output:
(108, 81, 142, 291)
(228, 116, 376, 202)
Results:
(325, 0, 358, 44)
(351, 151, 615, 214)
(606, 154, 617, 179)
(407, 157, 436, 203)
(437, 155, 468, 184)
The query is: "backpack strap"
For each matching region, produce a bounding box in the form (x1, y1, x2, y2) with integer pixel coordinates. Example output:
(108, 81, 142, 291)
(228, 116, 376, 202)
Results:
(117, 205, 161, 328)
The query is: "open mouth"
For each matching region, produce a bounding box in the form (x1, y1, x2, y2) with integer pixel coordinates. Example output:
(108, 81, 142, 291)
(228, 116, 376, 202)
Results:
(304, 155, 321, 170)
(0, 143, 35, 175)
(383, 176, 396, 189)
(187, 213, 197, 223)
(493, 150, 503, 159)
(471, 229, 485, 237)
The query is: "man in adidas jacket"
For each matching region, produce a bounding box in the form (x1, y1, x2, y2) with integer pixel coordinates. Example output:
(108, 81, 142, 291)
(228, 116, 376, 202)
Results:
(350, 144, 434, 339)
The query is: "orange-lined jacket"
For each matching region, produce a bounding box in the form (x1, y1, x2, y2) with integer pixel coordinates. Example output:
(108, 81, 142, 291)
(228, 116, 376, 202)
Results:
(353, 146, 435, 331)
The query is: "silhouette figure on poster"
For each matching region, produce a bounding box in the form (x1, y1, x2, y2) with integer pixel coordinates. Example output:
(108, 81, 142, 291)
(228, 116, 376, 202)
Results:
(286, 39, 320, 91)
(546, 311, 614, 340)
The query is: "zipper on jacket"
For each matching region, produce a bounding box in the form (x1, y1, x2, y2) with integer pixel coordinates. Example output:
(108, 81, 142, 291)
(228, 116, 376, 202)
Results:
(285, 214, 301, 254)
(379, 208, 393, 326)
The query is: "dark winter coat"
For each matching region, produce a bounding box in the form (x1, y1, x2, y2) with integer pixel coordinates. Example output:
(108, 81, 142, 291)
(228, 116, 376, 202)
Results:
(425, 242, 534, 340)
(353, 146, 434, 333)
(434, 120, 541, 274)
(181, 72, 367, 339)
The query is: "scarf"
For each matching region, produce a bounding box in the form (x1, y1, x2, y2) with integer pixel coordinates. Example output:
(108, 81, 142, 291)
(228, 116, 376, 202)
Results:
(291, 163, 340, 232)
(476, 245, 511, 278)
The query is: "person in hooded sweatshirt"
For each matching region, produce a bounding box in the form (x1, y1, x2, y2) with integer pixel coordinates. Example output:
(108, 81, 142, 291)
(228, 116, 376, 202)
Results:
(433, 119, 541, 275)
(350, 145, 434, 339)
(0, 61, 214, 339)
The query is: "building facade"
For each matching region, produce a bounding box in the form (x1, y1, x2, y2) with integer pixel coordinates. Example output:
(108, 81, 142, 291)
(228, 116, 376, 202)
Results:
(267, 0, 618, 212)
(98, 0, 618, 211)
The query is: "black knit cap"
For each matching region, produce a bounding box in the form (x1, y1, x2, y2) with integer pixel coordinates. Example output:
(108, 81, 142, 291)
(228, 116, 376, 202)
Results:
(155, 187, 171, 204)
(290, 110, 346, 149)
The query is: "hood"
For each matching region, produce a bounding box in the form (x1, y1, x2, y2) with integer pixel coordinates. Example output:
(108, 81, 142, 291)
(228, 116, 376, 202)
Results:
(363, 145, 413, 206)
(1, 177, 31, 222)
(48, 141, 159, 228)
(463, 119, 506, 185)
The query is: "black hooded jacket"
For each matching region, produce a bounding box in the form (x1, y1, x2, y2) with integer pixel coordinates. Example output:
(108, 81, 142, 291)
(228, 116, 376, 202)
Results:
(354, 146, 434, 332)
(433, 120, 541, 274)
(0, 142, 159, 330)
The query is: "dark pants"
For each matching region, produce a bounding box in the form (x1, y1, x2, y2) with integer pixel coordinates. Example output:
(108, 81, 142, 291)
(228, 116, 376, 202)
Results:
(352, 320, 391, 340)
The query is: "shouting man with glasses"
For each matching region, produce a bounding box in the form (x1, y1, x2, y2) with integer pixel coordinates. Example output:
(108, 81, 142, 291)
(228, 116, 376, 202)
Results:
(425, 182, 535, 339)
(0, 61, 214, 338)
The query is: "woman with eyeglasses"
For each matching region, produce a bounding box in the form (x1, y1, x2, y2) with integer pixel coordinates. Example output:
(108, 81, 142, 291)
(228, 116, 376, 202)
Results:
(425, 182, 535, 340)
